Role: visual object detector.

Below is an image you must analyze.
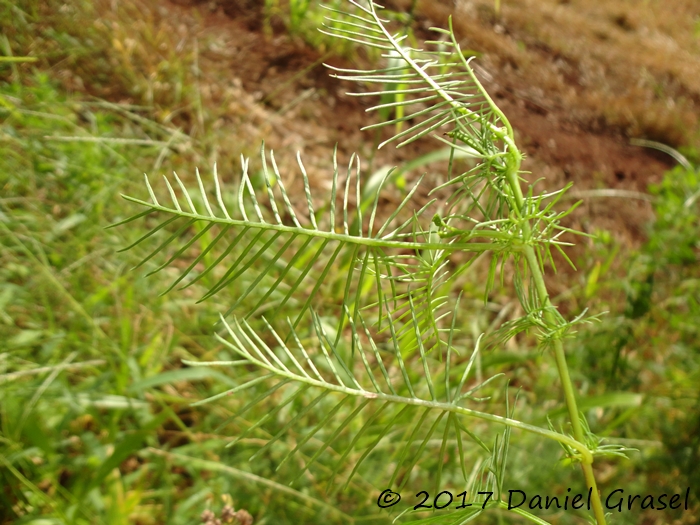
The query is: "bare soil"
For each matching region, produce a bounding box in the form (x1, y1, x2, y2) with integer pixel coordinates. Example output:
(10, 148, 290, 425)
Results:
(171, 0, 682, 251)
(19, 0, 698, 249)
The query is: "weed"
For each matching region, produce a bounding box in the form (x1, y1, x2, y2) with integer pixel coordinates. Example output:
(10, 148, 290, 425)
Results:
(113, 2, 641, 524)
(566, 149, 700, 524)
(0, 72, 267, 525)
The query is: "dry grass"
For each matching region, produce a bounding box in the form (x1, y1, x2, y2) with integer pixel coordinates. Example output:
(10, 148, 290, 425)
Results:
(413, 0, 700, 150)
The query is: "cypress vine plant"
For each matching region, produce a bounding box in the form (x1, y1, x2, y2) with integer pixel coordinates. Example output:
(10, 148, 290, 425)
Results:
(113, 1, 629, 523)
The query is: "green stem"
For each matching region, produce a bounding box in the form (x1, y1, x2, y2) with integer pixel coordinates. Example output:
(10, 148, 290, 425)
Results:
(119, 195, 504, 253)
(504, 159, 607, 525)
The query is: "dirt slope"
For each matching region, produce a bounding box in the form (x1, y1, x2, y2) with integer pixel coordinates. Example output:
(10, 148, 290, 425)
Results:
(174, 0, 684, 249)
(14, 0, 696, 247)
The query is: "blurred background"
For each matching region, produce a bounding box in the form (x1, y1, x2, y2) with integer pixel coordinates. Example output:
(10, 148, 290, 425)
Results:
(1, 1, 699, 524)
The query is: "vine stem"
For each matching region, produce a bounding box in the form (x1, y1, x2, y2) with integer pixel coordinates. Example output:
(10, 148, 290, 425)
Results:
(505, 157, 608, 525)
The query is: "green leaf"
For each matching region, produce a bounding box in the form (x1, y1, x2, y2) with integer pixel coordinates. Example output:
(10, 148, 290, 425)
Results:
(128, 367, 239, 392)
(548, 392, 644, 419)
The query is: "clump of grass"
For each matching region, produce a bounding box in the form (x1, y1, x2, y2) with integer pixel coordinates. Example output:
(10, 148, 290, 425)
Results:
(561, 150, 700, 523)
(4, 1, 405, 516)
(262, 0, 404, 58)
(0, 71, 325, 525)
(3, 0, 216, 140)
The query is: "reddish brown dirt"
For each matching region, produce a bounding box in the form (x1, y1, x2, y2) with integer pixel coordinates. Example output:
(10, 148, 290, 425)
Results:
(167, 0, 677, 254)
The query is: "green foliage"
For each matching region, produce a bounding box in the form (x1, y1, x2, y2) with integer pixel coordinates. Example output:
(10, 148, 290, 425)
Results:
(264, 0, 378, 56)
(563, 152, 700, 524)
(4, 1, 698, 525)
(113, 2, 625, 524)
(0, 74, 151, 523)
(647, 165, 700, 266)
(642, 163, 700, 504)
(0, 74, 272, 525)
